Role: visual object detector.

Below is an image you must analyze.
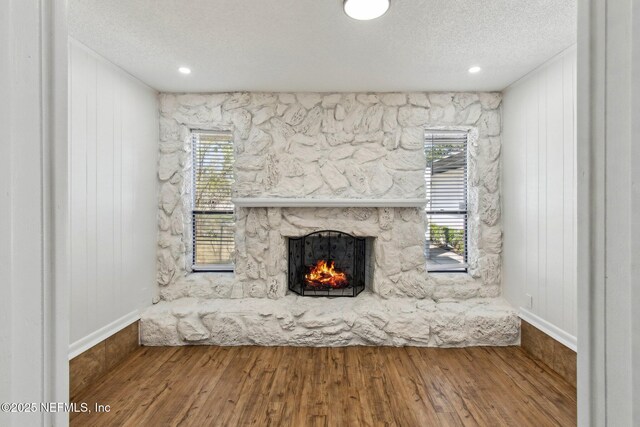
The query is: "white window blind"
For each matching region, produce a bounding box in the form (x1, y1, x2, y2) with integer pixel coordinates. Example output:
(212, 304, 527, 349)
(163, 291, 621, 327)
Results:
(192, 131, 235, 271)
(425, 131, 468, 272)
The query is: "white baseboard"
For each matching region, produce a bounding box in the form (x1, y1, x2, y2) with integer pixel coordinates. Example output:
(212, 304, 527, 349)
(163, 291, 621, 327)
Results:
(518, 308, 577, 352)
(68, 310, 140, 360)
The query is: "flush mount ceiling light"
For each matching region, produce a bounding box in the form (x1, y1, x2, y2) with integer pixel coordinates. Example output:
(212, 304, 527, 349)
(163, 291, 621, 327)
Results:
(178, 66, 192, 75)
(468, 66, 482, 74)
(344, 0, 390, 20)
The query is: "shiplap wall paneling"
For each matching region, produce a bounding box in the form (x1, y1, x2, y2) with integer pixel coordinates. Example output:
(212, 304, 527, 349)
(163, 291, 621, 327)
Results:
(502, 45, 577, 345)
(69, 39, 158, 356)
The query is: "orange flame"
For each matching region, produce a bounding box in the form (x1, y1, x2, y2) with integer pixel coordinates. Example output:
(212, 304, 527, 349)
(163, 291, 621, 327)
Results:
(305, 260, 349, 289)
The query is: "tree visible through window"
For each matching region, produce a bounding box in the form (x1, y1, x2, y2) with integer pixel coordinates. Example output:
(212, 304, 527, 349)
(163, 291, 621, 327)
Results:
(425, 131, 468, 272)
(192, 131, 235, 271)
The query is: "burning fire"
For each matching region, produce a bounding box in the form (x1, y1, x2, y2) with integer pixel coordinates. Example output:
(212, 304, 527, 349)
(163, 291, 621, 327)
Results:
(305, 260, 349, 289)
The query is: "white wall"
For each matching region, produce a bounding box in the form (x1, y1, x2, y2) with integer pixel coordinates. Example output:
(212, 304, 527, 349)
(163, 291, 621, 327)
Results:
(1, 0, 69, 426)
(502, 45, 577, 349)
(68, 39, 158, 357)
(577, 0, 640, 423)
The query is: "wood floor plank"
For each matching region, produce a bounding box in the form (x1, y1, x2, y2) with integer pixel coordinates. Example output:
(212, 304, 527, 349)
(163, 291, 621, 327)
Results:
(378, 347, 442, 426)
(152, 347, 235, 427)
(70, 346, 577, 427)
(117, 347, 209, 427)
(173, 347, 238, 426)
(447, 347, 538, 427)
(71, 346, 181, 426)
(449, 348, 549, 427)
(482, 347, 576, 426)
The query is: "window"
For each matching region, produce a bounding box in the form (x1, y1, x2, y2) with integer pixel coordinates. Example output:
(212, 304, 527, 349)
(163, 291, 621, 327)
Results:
(425, 131, 468, 272)
(191, 131, 235, 271)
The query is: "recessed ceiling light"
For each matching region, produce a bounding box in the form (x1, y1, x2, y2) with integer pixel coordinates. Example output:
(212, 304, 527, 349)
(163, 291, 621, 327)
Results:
(468, 66, 481, 74)
(178, 67, 191, 75)
(344, 0, 390, 20)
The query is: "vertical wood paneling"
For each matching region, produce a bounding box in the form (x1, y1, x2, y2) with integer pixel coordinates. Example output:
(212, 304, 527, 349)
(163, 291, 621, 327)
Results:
(525, 75, 540, 311)
(546, 59, 565, 327)
(113, 72, 123, 313)
(502, 80, 528, 312)
(96, 60, 114, 326)
(563, 52, 577, 336)
(70, 46, 88, 342)
(502, 45, 577, 341)
(537, 67, 548, 321)
(85, 50, 99, 341)
(121, 87, 135, 308)
(68, 39, 158, 349)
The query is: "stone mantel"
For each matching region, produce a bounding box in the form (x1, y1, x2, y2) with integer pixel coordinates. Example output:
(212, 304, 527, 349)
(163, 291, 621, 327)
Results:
(232, 197, 427, 208)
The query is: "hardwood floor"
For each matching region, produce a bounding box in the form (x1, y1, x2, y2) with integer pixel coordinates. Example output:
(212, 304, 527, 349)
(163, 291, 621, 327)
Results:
(71, 346, 576, 426)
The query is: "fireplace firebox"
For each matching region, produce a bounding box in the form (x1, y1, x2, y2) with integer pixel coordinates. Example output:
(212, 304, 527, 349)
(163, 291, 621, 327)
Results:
(288, 230, 366, 297)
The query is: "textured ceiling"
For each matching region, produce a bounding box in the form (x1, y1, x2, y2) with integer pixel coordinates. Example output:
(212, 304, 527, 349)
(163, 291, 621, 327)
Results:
(68, 0, 576, 92)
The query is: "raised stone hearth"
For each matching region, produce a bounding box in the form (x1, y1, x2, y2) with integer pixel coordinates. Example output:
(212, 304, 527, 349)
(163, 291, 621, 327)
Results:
(141, 294, 519, 347)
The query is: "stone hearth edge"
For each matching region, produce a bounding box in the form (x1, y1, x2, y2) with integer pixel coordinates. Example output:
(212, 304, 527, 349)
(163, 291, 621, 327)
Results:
(141, 294, 519, 347)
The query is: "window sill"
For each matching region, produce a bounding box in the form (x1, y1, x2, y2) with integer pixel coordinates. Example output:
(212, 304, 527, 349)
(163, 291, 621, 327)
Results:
(192, 264, 234, 273)
(427, 263, 468, 274)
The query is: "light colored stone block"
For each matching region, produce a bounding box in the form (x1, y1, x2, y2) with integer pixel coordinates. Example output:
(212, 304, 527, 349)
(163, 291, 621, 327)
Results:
(381, 93, 406, 106)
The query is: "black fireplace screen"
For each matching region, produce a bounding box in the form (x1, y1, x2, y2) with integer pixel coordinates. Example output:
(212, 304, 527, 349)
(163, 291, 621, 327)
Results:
(288, 230, 366, 297)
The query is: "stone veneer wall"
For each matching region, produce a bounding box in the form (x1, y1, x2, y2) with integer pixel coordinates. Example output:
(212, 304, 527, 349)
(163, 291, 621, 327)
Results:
(157, 92, 502, 301)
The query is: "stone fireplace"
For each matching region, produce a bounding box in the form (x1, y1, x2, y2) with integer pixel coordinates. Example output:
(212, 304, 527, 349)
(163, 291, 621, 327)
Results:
(142, 91, 519, 348)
